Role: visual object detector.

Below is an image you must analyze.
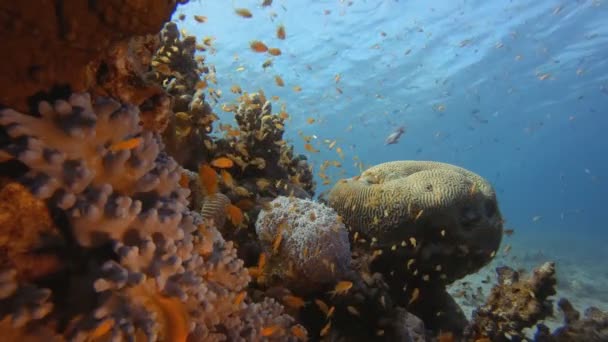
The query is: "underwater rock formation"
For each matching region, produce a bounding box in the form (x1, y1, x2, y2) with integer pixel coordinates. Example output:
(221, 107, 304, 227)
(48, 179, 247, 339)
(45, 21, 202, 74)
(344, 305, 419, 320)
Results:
(465, 262, 557, 341)
(0, 0, 179, 111)
(255, 196, 351, 292)
(535, 298, 608, 342)
(0, 93, 304, 340)
(327, 160, 503, 285)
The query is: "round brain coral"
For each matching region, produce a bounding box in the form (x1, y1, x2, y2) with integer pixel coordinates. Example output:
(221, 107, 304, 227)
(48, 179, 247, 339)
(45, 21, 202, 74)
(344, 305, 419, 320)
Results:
(255, 196, 351, 292)
(327, 160, 503, 285)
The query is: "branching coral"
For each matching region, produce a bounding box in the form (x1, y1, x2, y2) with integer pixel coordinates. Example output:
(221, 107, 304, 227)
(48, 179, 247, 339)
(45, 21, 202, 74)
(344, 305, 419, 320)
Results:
(215, 92, 315, 200)
(151, 22, 218, 168)
(0, 93, 305, 341)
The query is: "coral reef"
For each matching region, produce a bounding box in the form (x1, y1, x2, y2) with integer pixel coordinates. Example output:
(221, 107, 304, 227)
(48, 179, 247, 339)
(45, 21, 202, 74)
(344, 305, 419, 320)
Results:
(214, 91, 315, 200)
(0, 93, 304, 340)
(535, 298, 608, 342)
(465, 262, 557, 341)
(0, 0, 179, 111)
(255, 196, 351, 292)
(151, 22, 218, 168)
(327, 160, 503, 285)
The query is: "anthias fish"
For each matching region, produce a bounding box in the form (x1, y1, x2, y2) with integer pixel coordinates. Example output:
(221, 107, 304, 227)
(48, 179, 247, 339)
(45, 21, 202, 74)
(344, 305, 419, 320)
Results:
(384, 126, 406, 145)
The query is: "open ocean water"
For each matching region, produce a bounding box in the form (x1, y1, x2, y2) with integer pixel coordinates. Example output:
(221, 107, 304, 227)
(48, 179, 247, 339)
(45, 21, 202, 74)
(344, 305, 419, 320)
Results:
(176, 0, 608, 326)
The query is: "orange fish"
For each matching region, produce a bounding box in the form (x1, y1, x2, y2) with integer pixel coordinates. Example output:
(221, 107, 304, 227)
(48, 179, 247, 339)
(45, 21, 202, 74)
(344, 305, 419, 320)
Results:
(275, 75, 285, 87)
(196, 80, 208, 89)
(277, 24, 286, 39)
(314, 299, 329, 315)
(211, 157, 234, 168)
(220, 170, 235, 188)
(234, 291, 247, 305)
(225, 204, 244, 226)
(408, 288, 420, 306)
(261, 325, 281, 337)
(306, 117, 315, 124)
(109, 137, 142, 152)
(304, 143, 319, 153)
(320, 321, 331, 337)
(328, 280, 352, 297)
(283, 295, 306, 309)
(250, 40, 268, 52)
(292, 85, 302, 92)
(198, 164, 218, 194)
(235, 8, 253, 18)
(235, 198, 255, 211)
(194, 15, 207, 23)
(268, 47, 282, 56)
(89, 319, 114, 339)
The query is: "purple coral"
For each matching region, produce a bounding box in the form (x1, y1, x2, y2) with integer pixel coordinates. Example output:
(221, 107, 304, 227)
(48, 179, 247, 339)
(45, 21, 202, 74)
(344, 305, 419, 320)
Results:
(0, 93, 303, 340)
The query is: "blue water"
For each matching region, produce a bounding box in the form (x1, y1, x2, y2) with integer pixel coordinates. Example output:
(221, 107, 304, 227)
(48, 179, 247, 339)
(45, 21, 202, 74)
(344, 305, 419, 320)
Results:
(176, 0, 608, 313)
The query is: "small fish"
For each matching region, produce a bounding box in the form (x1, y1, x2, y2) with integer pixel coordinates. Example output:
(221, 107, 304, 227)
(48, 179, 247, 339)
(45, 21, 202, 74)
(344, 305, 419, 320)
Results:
(275, 75, 285, 86)
(211, 157, 234, 168)
(268, 47, 282, 56)
(230, 85, 242, 94)
(306, 117, 315, 124)
(262, 59, 273, 69)
(277, 24, 286, 39)
(109, 137, 143, 152)
(250, 40, 268, 52)
(537, 73, 551, 81)
(261, 325, 281, 337)
(304, 143, 319, 153)
(236, 66, 246, 72)
(384, 126, 406, 145)
(262, 0, 273, 6)
(292, 85, 302, 92)
(234, 291, 246, 305)
(199, 164, 218, 194)
(320, 321, 331, 337)
(328, 280, 352, 297)
(282, 295, 306, 309)
(194, 15, 207, 23)
(235, 8, 253, 18)
(314, 299, 329, 315)
(532, 215, 542, 222)
(504, 228, 515, 236)
(225, 204, 244, 226)
(408, 288, 420, 306)
(347, 305, 360, 316)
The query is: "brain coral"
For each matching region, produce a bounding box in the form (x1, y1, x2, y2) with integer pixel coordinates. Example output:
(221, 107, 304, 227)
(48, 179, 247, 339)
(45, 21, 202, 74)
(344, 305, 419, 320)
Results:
(0, 93, 304, 341)
(327, 160, 503, 284)
(255, 196, 351, 292)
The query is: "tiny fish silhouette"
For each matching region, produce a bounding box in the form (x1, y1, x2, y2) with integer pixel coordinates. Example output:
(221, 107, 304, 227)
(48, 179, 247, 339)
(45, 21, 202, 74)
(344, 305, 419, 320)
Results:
(385, 126, 406, 145)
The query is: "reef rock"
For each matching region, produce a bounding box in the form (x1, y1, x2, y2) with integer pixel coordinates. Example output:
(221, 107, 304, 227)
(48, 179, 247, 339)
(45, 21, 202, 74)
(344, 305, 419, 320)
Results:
(535, 298, 608, 342)
(0, 0, 179, 111)
(465, 262, 557, 341)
